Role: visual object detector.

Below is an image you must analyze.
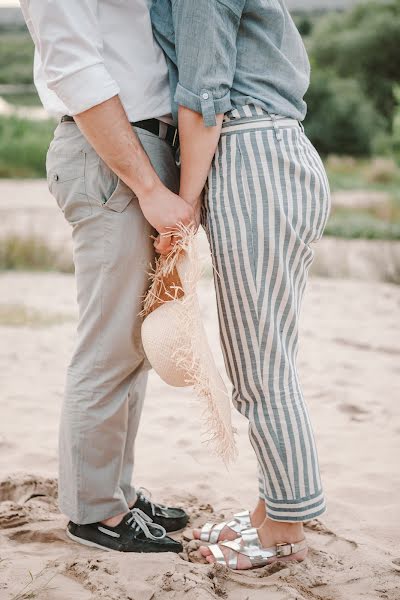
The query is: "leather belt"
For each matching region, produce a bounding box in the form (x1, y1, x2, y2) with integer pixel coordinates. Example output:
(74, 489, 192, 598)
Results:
(60, 115, 179, 149)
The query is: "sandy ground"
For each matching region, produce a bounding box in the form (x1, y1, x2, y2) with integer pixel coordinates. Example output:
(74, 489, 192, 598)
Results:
(0, 181, 399, 599)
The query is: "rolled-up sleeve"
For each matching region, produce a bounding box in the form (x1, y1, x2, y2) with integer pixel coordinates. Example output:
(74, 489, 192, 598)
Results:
(172, 0, 245, 127)
(20, 0, 120, 115)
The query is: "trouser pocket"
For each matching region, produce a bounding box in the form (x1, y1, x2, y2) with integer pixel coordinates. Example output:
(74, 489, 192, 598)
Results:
(46, 148, 93, 224)
(87, 158, 135, 213)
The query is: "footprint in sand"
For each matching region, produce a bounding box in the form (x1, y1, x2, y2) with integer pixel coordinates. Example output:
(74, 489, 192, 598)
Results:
(338, 402, 369, 422)
(305, 519, 358, 562)
(0, 474, 58, 529)
(392, 558, 400, 568)
(7, 526, 68, 545)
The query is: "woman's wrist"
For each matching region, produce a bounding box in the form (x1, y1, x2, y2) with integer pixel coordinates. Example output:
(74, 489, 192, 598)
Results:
(179, 189, 202, 206)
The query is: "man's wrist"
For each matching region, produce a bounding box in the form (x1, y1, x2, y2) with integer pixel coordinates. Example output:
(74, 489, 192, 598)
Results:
(128, 173, 162, 203)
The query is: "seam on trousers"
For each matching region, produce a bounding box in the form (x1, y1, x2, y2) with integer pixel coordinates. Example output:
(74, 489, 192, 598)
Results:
(79, 210, 109, 524)
(82, 151, 93, 213)
(236, 133, 258, 292)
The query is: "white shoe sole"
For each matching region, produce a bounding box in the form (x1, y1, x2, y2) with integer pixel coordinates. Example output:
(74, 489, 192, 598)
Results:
(66, 528, 114, 552)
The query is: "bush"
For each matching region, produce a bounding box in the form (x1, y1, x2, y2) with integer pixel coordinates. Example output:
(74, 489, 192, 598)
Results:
(366, 158, 399, 184)
(304, 70, 383, 156)
(0, 115, 55, 178)
(0, 235, 73, 272)
(309, 0, 400, 123)
(0, 31, 34, 85)
(392, 85, 400, 164)
(325, 210, 400, 240)
(294, 16, 313, 37)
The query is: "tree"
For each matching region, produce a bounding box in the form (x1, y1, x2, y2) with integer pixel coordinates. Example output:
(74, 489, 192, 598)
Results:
(304, 69, 383, 156)
(309, 0, 400, 122)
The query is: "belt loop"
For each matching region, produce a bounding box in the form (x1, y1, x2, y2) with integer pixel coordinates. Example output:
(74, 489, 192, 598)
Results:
(270, 113, 282, 141)
(299, 121, 305, 133)
(158, 121, 168, 141)
(172, 128, 178, 149)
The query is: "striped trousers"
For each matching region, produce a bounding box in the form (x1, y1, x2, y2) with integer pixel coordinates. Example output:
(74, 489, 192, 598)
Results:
(204, 105, 331, 522)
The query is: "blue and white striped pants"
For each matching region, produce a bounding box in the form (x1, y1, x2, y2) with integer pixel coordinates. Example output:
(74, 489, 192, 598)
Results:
(204, 105, 331, 521)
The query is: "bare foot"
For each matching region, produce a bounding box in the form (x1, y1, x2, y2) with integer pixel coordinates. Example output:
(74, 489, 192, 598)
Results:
(101, 511, 127, 527)
(200, 517, 307, 570)
(193, 499, 266, 543)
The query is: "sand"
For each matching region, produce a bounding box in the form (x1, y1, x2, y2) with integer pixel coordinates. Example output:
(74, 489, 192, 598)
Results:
(0, 180, 399, 599)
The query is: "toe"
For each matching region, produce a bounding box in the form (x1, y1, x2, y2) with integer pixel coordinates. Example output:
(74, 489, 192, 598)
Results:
(206, 555, 215, 564)
(193, 528, 201, 540)
(200, 545, 212, 557)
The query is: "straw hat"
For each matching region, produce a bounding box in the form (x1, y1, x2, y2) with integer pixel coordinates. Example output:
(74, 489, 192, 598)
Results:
(141, 228, 237, 463)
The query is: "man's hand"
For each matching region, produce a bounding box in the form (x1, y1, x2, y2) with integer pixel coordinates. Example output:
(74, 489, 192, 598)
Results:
(139, 182, 195, 254)
(73, 98, 198, 254)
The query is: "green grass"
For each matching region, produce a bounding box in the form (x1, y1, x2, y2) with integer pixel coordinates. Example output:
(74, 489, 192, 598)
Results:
(0, 115, 55, 178)
(324, 155, 400, 240)
(0, 235, 73, 273)
(0, 31, 34, 86)
(0, 304, 73, 327)
(325, 156, 400, 191)
(2, 92, 42, 107)
(325, 209, 400, 240)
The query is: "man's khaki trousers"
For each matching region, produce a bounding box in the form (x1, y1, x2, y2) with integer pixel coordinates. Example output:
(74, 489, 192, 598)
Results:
(46, 121, 179, 524)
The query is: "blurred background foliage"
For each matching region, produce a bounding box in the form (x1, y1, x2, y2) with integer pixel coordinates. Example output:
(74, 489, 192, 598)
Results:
(0, 0, 399, 242)
(0, 115, 55, 178)
(300, 0, 400, 158)
(0, 28, 35, 85)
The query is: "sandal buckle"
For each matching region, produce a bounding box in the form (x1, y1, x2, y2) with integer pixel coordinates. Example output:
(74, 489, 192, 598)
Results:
(276, 542, 290, 557)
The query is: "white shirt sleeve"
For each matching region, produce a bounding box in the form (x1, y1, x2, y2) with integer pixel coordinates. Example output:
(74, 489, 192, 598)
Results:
(19, 0, 120, 115)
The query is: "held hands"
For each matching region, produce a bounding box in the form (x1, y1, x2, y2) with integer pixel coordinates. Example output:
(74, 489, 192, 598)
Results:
(139, 182, 201, 255)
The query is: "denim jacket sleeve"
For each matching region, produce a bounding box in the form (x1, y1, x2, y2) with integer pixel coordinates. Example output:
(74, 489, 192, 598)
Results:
(171, 0, 246, 127)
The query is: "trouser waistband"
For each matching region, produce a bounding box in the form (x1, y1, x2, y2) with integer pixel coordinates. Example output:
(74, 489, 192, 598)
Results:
(222, 104, 302, 140)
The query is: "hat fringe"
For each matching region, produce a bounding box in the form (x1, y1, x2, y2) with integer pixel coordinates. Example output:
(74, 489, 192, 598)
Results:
(141, 224, 237, 463)
(174, 343, 238, 464)
(140, 224, 194, 318)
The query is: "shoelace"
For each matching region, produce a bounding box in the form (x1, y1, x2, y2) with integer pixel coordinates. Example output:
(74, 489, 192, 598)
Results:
(137, 487, 163, 518)
(127, 508, 166, 540)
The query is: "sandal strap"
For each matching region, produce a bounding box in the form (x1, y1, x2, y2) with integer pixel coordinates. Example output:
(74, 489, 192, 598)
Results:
(199, 510, 251, 542)
(200, 522, 217, 541)
(275, 539, 307, 558)
(209, 543, 227, 566)
(229, 510, 251, 531)
(215, 529, 307, 569)
(200, 521, 227, 542)
(208, 521, 228, 544)
(239, 527, 307, 558)
(199, 522, 213, 541)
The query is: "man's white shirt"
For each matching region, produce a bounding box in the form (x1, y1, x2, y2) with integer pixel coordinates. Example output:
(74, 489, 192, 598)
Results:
(19, 0, 172, 121)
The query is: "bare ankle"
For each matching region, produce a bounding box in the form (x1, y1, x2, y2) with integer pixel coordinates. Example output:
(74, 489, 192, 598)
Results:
(101, 512, 127, 527)
(251, 499, 267, 527)
(259, 517, 304, 543)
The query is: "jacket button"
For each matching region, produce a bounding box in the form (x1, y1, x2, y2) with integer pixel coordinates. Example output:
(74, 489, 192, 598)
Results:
(202, 92, 209, 100)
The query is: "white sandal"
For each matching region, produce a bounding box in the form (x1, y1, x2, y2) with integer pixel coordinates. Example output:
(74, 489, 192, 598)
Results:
(208, 527, 307, 570)
(199, 510, 251, 543)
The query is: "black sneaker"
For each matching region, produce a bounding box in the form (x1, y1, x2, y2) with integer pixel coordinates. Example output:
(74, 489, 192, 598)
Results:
(66, 508, 183, 553)
(132, 490, 189, 533)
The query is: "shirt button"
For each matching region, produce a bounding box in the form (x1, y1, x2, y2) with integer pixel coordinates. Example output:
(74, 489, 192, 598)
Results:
(202, 92, 209, 100)
(53, 174, 59, 181)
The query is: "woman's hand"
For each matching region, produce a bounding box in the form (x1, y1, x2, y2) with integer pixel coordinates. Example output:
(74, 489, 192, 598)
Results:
(180, 191, 202, 230)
